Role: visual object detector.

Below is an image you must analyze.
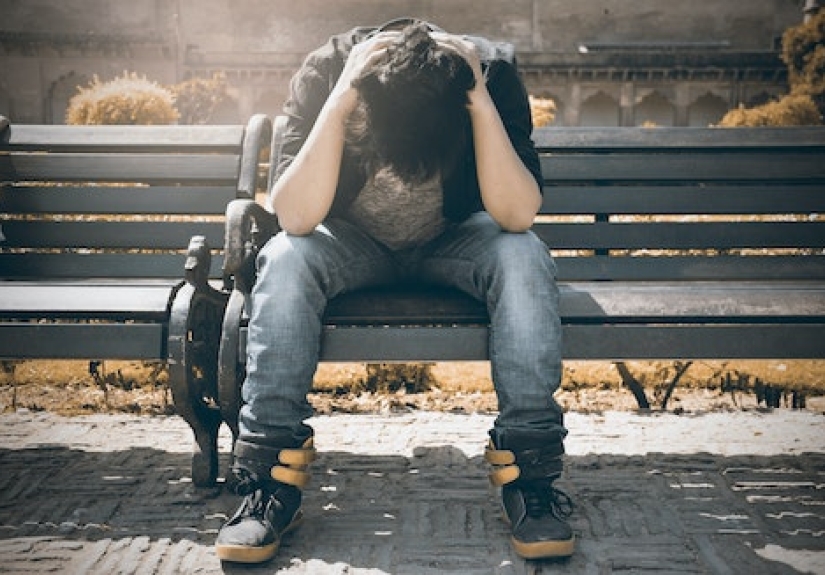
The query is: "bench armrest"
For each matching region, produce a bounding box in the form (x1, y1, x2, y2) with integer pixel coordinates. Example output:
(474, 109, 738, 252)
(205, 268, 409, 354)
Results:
(224, 198, 279, 294)
(237, 114, 273, 199)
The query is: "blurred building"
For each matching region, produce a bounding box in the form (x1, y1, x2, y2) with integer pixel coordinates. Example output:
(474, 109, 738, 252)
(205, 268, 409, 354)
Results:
(0, 0, 817, 126)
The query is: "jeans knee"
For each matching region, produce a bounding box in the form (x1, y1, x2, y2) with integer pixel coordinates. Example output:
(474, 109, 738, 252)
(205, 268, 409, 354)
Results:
(491, 232, 556, 281)
(257, 232, 317, 282)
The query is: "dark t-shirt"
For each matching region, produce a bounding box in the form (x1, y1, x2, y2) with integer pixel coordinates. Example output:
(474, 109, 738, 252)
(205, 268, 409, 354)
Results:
(275, 25, 543, 225)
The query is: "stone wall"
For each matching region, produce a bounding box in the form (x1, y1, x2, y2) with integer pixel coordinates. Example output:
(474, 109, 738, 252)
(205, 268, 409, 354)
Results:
(0, 0, 808, 125)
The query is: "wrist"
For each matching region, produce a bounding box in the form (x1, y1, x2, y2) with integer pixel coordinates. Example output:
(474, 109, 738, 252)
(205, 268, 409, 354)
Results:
(324, 88, 359, 123)
(467, 87, 497, 119)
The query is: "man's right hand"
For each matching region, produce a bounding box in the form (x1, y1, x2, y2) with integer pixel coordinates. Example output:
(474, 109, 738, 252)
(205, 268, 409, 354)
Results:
(330, 32, 398, 117)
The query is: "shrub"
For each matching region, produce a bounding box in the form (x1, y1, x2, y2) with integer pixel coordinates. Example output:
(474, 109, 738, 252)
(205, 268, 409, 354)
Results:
(717, 93, 821, 126)
(529, 95, 556, 127)
(66, 72, 178, 125)
(718, 12, 824, 126)
(171, 73, 231, 125)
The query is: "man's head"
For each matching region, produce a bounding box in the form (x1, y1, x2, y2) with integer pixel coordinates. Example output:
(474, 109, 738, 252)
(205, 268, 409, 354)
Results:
(351, 23, 476, 181)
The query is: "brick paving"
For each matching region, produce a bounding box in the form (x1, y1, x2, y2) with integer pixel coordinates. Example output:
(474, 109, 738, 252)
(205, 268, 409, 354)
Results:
(0, 410, 823, 574)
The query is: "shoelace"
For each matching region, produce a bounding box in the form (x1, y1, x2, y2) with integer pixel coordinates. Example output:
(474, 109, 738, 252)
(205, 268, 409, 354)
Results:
(238, 488, 267, 518)
(231, 467, 259, 497)
(523, 481, 574, 520)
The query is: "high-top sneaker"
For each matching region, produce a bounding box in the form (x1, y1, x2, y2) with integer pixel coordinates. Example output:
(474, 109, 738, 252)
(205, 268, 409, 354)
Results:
(485, 430, 575, 559)
(215, 438, 315, 563)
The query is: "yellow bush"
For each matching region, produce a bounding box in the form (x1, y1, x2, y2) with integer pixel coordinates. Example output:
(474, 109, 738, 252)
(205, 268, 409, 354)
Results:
(66, 72, 179, 125)
(529, 95, 556, 127)
(717, 94, 822, 127)
(171, 73, 230, 125)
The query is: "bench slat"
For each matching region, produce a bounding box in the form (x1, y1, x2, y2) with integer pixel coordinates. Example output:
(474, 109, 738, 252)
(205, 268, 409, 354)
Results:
(1, 153, 240, 183)
(540, 152, 825, 182)
(562, 324, 825, 360)
(311, 323, 825, 361)
(0, 253, 224, 279)
(532, 126, 825, 150)
(0, 282, 180, 319)
(0, 323, 166, 359)
(554, 255, 825, 281)
(560, 281, 825, 320)
(1, 221, 225, 249)
(0, 185, 238, 215)
(533, 221, 825, 250)
(320, 282, 825, 326)
(2, 124, 246, 152)
(540, 184, 825, 215)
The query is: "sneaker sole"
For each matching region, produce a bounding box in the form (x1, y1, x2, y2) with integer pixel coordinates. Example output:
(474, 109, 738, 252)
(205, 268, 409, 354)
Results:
(216, 541, 280, 564)
(215, 511, 303, 564)
(511, 535, 575, 559)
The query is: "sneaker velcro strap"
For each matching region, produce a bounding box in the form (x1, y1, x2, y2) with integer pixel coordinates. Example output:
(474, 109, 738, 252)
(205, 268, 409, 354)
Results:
(485, 441, 521, 486)
(278, 438, 317, 466)
(489, 465, 521, 486)
(271, 465, 312, 488)
(484, 443, 516, 465)
(271, 438, 315, 488)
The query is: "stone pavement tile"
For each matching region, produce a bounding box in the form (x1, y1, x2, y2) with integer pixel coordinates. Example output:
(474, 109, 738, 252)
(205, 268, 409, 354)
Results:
(0, 410, 823, 574)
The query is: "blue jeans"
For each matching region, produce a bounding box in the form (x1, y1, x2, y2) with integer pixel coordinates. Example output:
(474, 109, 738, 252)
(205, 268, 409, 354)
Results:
(238, 212, 566, 446)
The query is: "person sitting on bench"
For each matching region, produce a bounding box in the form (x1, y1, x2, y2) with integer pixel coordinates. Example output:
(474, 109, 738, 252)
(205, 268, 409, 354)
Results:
(216, 18, 574, 563)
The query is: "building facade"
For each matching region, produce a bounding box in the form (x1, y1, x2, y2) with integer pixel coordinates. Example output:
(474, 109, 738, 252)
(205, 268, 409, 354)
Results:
(0, 0, 816, 126)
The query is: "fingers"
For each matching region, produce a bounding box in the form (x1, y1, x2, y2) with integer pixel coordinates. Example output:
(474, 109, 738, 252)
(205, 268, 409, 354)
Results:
(344, 32, 396, 79)
(431, 32, 484, 83)
(431, 32, 477, 60)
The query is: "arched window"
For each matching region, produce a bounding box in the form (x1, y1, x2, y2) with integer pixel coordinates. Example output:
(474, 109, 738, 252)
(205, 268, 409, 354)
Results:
(689, 92, 729, 126)
(635, 91, 674, 127)
(48, 72, 89, 124)
(580, 91, 619, 127)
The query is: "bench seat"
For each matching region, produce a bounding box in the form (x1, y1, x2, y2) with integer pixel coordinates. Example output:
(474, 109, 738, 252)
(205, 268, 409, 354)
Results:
(314, 281, 825, 361)
(0, 281, 182, 359)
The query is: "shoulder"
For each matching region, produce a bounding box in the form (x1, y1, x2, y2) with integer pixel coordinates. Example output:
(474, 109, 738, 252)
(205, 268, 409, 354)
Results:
(302, 26, 376, 71)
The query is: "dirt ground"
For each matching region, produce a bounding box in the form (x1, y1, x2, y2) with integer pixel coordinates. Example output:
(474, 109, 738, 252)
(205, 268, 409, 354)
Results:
(1, 359, 824, 417)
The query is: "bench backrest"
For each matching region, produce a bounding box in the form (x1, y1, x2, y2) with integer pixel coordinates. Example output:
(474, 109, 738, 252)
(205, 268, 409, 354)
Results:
(0, 115, 271, 280)
(532, 126, 825, 281)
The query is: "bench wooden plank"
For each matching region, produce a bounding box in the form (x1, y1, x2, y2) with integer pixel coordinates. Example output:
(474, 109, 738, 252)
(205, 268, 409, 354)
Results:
(533, 221, 825, 250)
(540, 184, 825, 215)
(1, 124, 246, 152)
(532, 126, 825, 150)
(320, 282, 825, 326)
(560, 281, 825, 321)
(0, 185, 238, 215)
(554, 255, 825, 281)
(0, 282, 180, 319)
(0, 253, 224, 279)
(311, 324, 825, 362)
(1, 153, 240, 183)
(0, 323, 166, 359)
(562, 324, 825, 360)
(1, 220, 225, 249)
(539, 152, 825, 182)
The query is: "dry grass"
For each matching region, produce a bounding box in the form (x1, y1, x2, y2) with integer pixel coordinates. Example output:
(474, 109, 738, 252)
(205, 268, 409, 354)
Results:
(2, 359, 823, 416)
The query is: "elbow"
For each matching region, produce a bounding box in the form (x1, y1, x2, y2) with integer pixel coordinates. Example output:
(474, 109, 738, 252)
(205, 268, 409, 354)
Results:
(493, 190, 541, 233)
(275, 214, 318, 236)
(270, 194, 322, 236)
(499, 213, 536, 233)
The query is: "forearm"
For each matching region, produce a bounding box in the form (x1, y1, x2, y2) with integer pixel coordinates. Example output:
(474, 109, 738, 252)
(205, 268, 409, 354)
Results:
(469, 91, 542, 232)
(269, 102, 349, 235)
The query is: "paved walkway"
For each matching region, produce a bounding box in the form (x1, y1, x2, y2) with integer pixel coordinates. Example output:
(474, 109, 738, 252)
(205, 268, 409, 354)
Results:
(0, 409, 823, 574)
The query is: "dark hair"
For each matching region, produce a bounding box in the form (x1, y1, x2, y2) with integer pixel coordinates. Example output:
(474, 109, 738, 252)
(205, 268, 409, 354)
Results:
(350, 23, 476, 181)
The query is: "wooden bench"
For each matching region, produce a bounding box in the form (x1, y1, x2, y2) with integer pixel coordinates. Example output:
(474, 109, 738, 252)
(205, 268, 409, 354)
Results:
(0, 114, 271, 464)
(178, 117, 825, 487)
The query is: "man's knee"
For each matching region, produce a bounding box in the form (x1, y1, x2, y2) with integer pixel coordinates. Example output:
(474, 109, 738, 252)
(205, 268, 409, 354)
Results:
(256, 231, 323, 280)
(490, 232, 556, 278)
